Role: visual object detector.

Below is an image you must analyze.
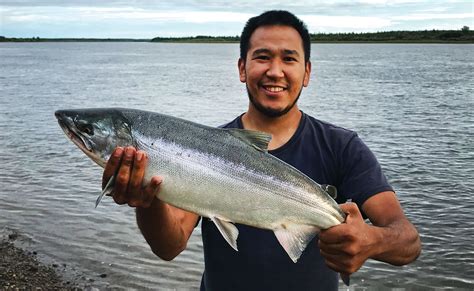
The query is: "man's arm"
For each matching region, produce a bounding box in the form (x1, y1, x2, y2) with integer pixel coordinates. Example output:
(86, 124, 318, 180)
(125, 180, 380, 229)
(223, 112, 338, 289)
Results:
(318, 191, 421, 274)
(136, 196, 199, 261)
(103, 146, 199, 261)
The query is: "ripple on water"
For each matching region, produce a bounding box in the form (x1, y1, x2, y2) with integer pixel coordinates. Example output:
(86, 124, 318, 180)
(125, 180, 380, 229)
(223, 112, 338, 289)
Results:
(1, 42, 473, 289)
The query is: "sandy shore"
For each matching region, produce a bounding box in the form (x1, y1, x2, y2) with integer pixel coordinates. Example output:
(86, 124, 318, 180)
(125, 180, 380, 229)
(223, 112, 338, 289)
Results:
(0, 239, 76, 289)
(0, 229, 106, 290)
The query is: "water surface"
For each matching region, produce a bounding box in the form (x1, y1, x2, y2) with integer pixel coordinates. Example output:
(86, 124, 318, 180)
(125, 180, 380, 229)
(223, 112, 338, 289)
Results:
(0, 42, 473, 290)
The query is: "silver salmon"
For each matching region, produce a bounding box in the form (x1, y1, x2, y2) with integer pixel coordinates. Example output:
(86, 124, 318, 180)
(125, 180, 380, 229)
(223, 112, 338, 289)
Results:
(55, 108, 347, 275)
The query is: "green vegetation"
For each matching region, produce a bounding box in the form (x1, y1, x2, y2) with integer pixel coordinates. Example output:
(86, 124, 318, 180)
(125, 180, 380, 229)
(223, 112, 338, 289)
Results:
(1, 27, 472, 43)
(151, 27, 473, 43)
(309, 27, 473, 43)
(0, 36, 148, 42)
(151, 35, 240, 43)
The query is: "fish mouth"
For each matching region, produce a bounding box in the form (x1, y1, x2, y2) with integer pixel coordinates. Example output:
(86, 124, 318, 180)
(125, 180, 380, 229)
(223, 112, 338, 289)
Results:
(55, 111, 104, 166)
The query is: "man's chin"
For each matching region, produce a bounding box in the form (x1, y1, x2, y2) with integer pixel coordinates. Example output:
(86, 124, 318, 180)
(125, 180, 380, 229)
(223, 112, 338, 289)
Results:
(258, 107, 289, 118)
(247, 87, 300, 118)
(250, 100, 296, 118)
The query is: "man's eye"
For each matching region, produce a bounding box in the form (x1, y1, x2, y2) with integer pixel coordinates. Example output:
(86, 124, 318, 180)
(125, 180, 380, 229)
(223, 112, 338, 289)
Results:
(284, 57, 297, 62)
(254, 55, 270, 60)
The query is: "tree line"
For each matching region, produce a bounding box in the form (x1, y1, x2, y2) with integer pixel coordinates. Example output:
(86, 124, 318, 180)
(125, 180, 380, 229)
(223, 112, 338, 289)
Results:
(150, 27, 472, 43)
(309, 27, 472, 42)
(2, 27, 472, 43)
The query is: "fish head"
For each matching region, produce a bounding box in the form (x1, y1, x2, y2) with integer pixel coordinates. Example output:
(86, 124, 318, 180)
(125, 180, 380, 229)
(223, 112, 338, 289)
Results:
(55, 108, 134, 167)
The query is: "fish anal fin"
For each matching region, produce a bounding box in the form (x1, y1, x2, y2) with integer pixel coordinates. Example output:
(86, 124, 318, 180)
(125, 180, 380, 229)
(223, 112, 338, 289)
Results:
(274, 223, 320, 263)
(210, 216, 239, 251)
(226, 129, 272, 152)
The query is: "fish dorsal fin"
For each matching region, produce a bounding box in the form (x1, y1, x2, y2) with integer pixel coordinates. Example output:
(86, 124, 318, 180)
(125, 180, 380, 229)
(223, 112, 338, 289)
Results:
(226, 129, 272, 152)
(210, 216, 239, 251)
(274, 224, 320, 263)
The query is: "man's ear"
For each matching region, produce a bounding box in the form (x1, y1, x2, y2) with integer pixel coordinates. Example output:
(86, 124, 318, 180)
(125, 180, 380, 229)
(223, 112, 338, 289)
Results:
(238, 58, 246, 83)
(303, 61, 311, 87)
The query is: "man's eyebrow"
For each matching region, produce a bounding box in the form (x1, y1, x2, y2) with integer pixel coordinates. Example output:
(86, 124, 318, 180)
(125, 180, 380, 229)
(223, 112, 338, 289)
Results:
(251, 48, 300, 57)
(283, 49, 300, 56)
(252, 48, 272, 56)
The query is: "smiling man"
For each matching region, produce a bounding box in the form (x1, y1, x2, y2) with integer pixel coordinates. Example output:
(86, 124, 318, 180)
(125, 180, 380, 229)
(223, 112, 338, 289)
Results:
(240, 25, 310, 118)
(238, 23, 311, 150)
(102, 10, 421, 291)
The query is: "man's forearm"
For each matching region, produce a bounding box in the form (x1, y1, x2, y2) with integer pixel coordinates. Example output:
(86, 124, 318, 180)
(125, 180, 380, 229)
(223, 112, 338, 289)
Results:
(136, 198, 196, 261)
(370, 219, 421, 265)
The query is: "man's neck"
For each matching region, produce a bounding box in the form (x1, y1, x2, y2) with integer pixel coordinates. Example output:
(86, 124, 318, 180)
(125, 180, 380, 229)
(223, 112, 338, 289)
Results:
(241, 105, 302, 151)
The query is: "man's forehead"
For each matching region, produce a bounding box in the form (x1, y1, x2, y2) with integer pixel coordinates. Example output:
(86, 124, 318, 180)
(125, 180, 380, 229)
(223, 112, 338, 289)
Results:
(248, 25, 304, 54)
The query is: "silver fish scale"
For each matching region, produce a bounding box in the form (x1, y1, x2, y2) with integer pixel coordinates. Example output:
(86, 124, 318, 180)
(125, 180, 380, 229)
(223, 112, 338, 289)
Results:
(124, 109, 323, 188)
(134, 126, 345, 231)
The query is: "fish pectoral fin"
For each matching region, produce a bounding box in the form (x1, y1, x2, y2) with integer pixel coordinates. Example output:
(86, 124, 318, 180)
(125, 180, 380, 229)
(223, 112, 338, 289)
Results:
(274, 224, 320, 263)
(210, 216, 239, 251)
(226, 129, 272, 152)
(96, 174, 115, 208)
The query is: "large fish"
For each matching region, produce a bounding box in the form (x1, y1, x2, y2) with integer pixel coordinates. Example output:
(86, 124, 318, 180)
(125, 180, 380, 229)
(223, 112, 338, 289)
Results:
(55, 108, 349, 284)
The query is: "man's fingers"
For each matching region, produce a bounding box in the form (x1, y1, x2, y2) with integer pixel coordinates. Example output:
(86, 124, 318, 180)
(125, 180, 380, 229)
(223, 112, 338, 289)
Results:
(340, 202, 363, 221)
(129, 173, 162, 208)
(319, 224, 348, 244)
(319, 239, 345, 255)
(128, 150, 147, 197)
(113, 146, 136, 202)
(146, 176, 162, 197)
(102, 147, 124, 189)
(320, 250, 358, 274)
(102, 147, 161, 208)
(147, 176, 163, 200)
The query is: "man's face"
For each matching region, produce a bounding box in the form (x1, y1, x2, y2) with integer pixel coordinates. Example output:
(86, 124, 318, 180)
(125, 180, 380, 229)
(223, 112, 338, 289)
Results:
(238, 25, 311, 118)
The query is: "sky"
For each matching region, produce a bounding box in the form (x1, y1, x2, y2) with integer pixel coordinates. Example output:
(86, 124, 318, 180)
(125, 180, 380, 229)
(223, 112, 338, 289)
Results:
(0, 0, 473, 38)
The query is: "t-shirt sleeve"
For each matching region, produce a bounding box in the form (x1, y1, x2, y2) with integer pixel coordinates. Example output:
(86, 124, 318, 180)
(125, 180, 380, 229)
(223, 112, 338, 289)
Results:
(338, 133, 393, 208)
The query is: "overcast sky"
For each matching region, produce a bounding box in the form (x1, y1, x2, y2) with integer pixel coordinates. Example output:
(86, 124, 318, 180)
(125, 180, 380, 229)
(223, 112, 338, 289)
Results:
(1, 0, 472, 38)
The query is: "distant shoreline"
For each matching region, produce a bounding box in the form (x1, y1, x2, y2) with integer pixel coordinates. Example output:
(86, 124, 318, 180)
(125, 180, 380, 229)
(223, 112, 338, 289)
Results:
(1, 29, 473, 43)
(1, 39, 472, 44)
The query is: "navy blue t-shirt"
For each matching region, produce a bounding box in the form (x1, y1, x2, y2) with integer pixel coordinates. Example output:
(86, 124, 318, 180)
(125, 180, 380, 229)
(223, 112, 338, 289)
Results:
(200, 112, 393, 291)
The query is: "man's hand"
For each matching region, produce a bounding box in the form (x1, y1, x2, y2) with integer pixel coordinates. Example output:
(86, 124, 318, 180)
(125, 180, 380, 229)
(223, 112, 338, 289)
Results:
(318, 203, 376, 275)
(102, 147, 199, 260)
(102, 146, 161, 208)
(318, 192, 421, 275)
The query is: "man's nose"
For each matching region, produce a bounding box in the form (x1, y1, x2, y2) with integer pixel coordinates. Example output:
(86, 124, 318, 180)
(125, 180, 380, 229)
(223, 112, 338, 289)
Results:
(266, 60, 284, 78)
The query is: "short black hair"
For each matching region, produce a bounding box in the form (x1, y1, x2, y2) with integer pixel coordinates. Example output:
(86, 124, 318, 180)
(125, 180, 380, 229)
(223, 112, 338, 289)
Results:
(240, 10, 311, 63)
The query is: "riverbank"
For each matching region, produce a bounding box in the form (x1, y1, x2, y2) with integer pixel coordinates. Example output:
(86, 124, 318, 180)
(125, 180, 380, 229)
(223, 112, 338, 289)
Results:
(0, 239, 74, 289)
(0, 230, 107, 290)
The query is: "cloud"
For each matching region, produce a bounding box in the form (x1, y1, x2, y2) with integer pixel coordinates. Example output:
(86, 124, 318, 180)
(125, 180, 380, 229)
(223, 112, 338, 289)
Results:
(4, 6, 253, 24)
(81, 9, 253, 24)
(392, 13, 474, 21)
(1, 0, 472, 37)
(302, 15, 392, 31)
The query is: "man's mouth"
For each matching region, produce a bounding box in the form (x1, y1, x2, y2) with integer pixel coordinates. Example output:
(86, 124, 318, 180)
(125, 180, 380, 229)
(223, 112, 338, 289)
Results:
(262, 85, 286, 93)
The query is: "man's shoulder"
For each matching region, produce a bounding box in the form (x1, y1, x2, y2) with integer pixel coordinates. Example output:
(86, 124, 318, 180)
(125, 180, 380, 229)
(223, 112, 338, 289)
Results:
(219, 115, 242, 129)
(303, 112, 357, 141)
(218, 112, 358, 143)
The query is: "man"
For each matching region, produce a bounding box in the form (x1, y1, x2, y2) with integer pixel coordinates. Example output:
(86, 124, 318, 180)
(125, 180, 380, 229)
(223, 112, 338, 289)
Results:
(103, 10, 421, 290)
